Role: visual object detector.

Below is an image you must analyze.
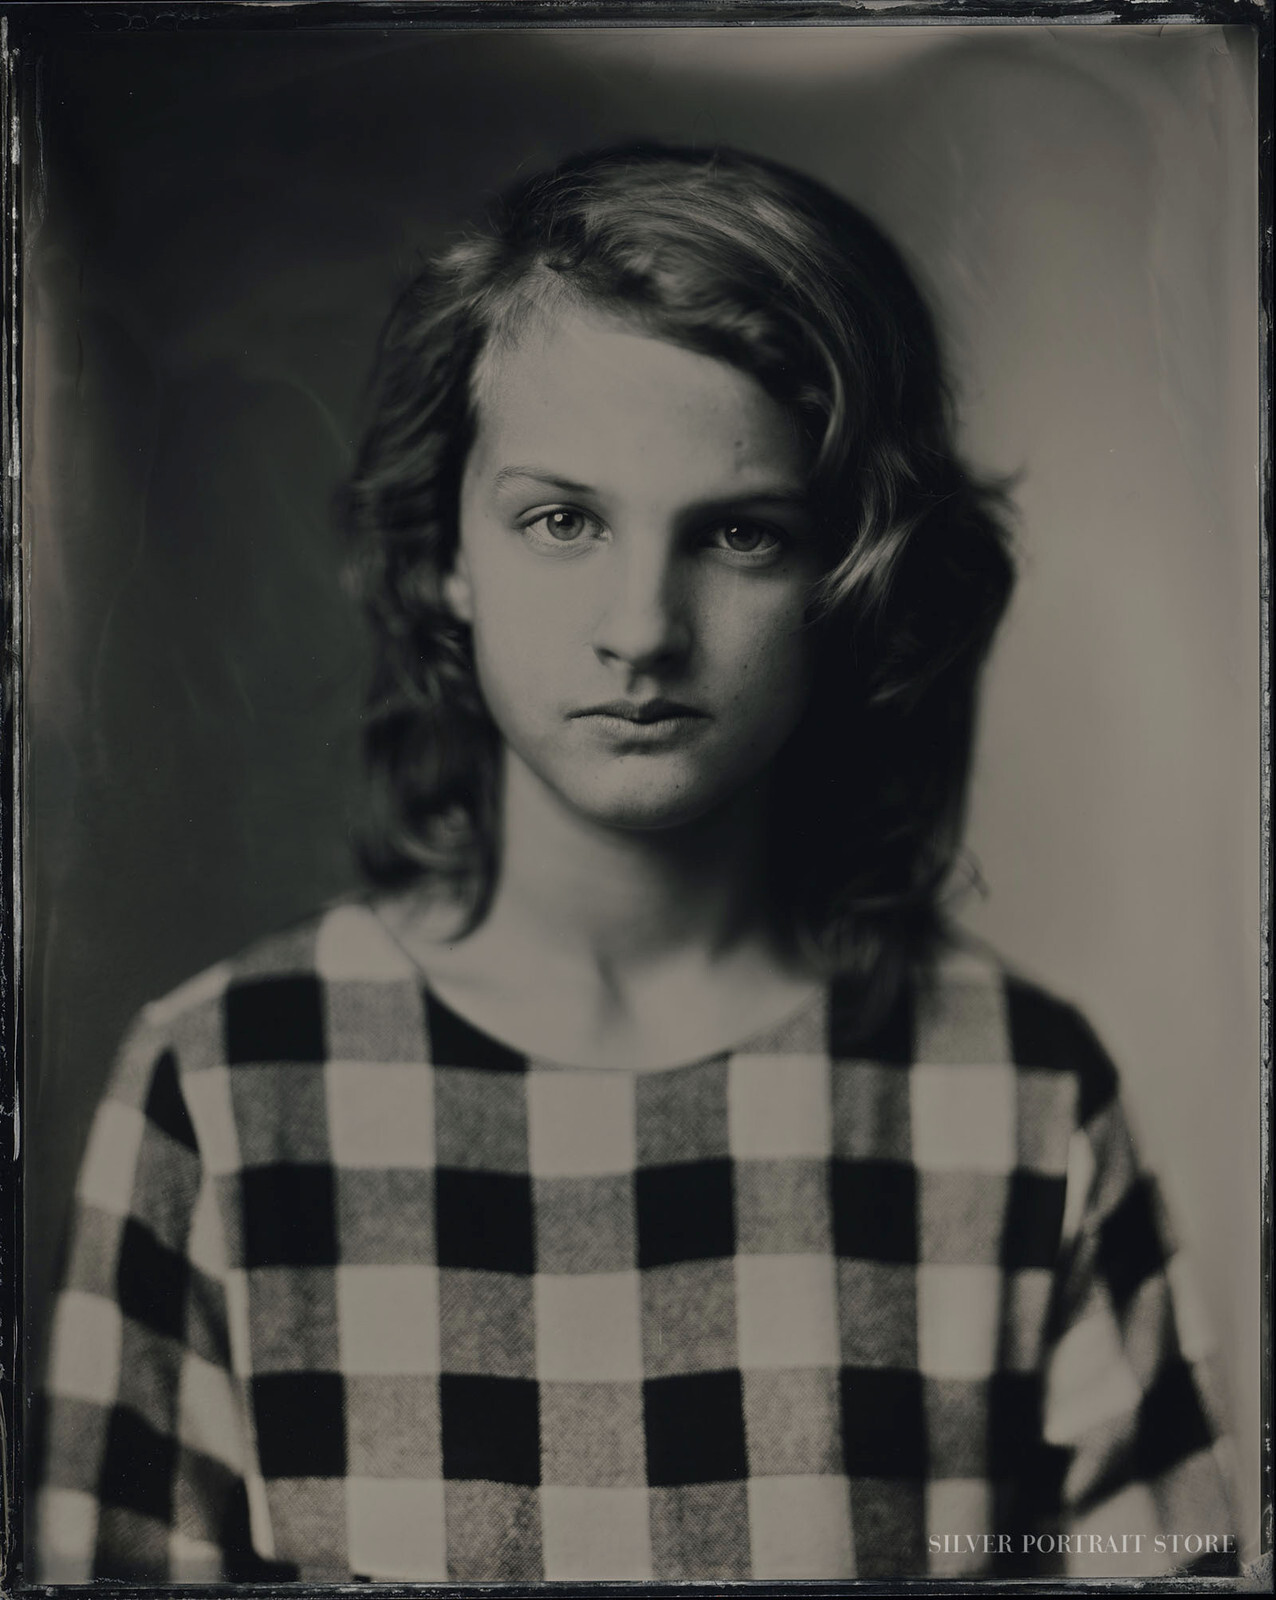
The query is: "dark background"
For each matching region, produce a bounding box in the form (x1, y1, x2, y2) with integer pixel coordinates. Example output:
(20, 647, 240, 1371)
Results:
(20, 22, 1260, 1554)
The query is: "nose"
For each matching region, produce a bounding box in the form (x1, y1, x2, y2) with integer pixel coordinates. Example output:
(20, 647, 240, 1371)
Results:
(591, 539, 692, 675)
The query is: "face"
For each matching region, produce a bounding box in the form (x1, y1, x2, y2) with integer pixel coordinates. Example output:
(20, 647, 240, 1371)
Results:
(449, 304, 821, 832)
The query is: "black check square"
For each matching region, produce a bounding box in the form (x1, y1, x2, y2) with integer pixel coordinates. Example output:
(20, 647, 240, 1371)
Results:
(240, 1164, 339, 1269)
(830, 976, 913, 1064)
(1006, 980, 1117, 1123)
(440, 1373, 539, 1486)
(117, 1217, 189, 1344)
(832, 1158, 918, 1263)
(1100, 1177, 1169, 1309)
(644, 1370, 748, 1486)
(225, 976, 325, 1065)
(144, 1049, 197, 1151)
(99, 1404, 177, 1522)
(220, 1486, 300, 1582)
(840, 1366, 927, 1477)
(436, 1168, 534, 1274)
(251, 1370, 347, 1479)
(426, 993, 526, 1073)
(1136, 1358, 1213, 1479)
(1004, 978, 1070, 1068)
(986, 1369, 1042, 1479)
(1001, 1170, 1067, 1271)
(636, 1159, 734, 1269)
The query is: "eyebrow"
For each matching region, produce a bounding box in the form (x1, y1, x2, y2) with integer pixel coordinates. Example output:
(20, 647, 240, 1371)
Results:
(491, 466, 596, 496)
(490, 464, 812, 509)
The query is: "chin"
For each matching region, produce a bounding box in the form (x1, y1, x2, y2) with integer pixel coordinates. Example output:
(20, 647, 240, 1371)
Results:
(559, 769, 743, 834)
(586, 799, 716, 833)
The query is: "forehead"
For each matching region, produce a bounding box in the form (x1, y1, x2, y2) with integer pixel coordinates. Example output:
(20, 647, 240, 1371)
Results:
(466, 304, 807, 494)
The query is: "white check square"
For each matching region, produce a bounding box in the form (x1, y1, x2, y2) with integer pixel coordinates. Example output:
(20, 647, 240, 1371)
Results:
(917, 1263, 1002, 1379)
(326, 1063, 434, 1168)
(36, 1488, 98, 1583)
(48, 1291, 122, 1407)
(1068, 1482, 1173, 1575)
(728, 1055, 830, 1160)
(747, 1475, 853, 1578)
(534, 1272, 642, 1382)
(177, 1348, 247, 1471)
(337, 1265, 440, 1375)
(187, 1180, 227, 1278)
(541, 1486, 652, 1579)
(166, 1530, 223, 1581)
(77, 1102, 146, 1215)
(181, 1065, 241, 1177)
(736, 1255, 839, 1370)
(528, 1071, 635, 1177)
(926, 1479, 991, 1575)
(1044, 1302, 1141, 1445)
(346, 1477, 447, 1579)
(911, 1062, 1016, 1174)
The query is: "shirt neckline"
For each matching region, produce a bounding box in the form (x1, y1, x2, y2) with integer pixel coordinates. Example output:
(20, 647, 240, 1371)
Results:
(362, 897, 828, 1074)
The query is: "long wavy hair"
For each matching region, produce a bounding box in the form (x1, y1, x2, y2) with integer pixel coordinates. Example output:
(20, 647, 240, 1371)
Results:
(339, 143, 1015, 1021)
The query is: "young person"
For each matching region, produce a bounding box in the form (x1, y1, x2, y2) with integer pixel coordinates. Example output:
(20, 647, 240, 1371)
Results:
(35, 145, 1237, 1583)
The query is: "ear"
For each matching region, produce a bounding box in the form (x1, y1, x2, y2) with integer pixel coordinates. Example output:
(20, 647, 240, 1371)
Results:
(442, 552, 474, 624)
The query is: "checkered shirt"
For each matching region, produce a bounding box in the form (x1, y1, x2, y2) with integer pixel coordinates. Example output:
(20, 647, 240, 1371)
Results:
(34, 902, 1238, 1583)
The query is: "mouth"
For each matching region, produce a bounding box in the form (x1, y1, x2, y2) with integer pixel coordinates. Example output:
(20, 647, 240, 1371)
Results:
(570, 699, 708, 725)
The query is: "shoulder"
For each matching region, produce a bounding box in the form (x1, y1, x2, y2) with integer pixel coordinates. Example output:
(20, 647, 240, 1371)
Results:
(115, 899, 421, 1087)
(904, 939, 1148, 1253)
(909, 935, 1121, 1125)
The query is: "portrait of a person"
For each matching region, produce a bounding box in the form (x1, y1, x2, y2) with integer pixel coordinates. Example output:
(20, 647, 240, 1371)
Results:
(29, 137, 1242, 1583)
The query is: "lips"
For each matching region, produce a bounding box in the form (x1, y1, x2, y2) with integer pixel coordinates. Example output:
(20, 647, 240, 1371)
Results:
(570, 699, 707, 724)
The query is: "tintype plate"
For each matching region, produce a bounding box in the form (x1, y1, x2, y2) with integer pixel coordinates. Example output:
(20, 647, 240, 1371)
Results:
(0, 3, 1268, 1595)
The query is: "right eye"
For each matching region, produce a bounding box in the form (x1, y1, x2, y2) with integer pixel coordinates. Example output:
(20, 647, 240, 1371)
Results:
(521, 508, 604, 550)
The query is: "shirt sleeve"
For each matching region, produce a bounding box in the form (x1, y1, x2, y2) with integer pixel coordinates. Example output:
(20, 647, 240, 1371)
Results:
(33, 1008, 271, 1582)
(1039, 1018, 1240, 1579)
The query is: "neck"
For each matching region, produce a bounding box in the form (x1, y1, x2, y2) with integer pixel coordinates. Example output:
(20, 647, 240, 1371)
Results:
(485, 752, 777, 974)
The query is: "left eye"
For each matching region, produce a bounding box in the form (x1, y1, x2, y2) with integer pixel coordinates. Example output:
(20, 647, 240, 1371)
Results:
(707, 521, 784, 557)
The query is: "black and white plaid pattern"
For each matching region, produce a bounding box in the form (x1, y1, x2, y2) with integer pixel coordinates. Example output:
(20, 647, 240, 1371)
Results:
(35, 903, 1237, 1582)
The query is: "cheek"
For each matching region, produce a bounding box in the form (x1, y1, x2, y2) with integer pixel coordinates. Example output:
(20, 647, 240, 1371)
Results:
(710, 596, 814, 710)
(466, 573, 578, 723)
